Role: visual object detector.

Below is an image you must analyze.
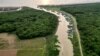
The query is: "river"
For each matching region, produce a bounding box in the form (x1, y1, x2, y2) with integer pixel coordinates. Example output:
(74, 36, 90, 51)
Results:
(37, 8, 74, 56)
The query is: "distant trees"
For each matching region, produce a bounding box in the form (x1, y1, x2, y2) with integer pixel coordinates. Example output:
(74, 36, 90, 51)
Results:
(0, 7, 58, 39)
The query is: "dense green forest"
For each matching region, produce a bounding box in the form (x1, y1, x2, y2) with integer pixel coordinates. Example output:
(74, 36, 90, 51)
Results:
(60, 3, 100, 56)
(0, 7, 58, 39)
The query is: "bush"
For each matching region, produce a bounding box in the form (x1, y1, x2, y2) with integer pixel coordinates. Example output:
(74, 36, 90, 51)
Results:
(46, 35, 59, 56)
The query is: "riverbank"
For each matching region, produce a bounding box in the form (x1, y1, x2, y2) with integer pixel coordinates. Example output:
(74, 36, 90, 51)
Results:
(39, 6, 82, 56)
(37, 7, 73, 56)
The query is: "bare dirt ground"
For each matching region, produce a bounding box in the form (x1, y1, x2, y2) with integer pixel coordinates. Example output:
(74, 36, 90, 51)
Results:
(0, 49, 17, 56)
(0, 33, 17, 56)
(0, 33, 17, 49)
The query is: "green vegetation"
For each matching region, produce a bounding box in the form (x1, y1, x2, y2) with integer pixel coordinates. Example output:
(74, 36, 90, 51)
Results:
(0, 7, 59, 56)
(17, 35, 59, 56)
(41, 3, 100, 56)
(17, 38, 46, 56)
(46, 35, 59, 56)
(40, 6, 82, 56)
(17, 49, 44, 56)
(60, 3, 100, 56)
(0, 7, 58, 39)
(72, 33, 81, 56)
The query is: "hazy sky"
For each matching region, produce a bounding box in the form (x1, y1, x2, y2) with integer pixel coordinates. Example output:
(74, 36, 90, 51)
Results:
(0, 0, 100, 6)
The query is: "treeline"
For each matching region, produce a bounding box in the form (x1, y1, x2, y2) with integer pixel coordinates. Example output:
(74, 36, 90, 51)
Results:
(61, 3, 100, 56)
(0, 7, 58, 39)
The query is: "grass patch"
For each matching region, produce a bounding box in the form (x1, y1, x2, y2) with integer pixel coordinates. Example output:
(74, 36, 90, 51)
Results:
(72, 33, 81, 56)
(46, 35, 59, 56)
(17, 49, 43, 56)
(16, 38, 46, 49)
(17, 37, 46, 56)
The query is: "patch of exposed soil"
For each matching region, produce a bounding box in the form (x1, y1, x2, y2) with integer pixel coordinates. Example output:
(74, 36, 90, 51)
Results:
(0, 49, 17, 56)
(0, 33, 17, 49)
(0, 33, 17, 56)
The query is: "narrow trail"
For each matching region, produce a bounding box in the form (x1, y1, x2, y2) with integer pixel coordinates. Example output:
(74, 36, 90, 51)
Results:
(65, 13, 84, 56)
(32, 6, 74, 56)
